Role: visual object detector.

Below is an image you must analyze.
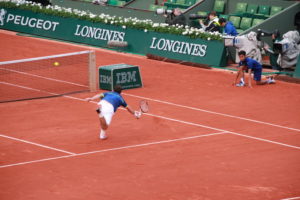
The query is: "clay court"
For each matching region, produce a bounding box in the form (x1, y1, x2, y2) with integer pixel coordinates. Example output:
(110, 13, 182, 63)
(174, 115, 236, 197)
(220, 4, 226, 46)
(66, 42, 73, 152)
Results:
(0, 30, 300, 200)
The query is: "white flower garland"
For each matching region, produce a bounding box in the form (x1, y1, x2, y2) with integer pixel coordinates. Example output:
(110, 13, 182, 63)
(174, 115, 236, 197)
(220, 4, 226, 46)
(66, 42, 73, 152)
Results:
(0, 0, 223, 41)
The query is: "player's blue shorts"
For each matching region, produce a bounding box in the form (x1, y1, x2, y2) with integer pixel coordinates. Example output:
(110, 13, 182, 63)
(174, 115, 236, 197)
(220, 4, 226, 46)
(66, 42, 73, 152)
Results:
(253, 68, 262, 81)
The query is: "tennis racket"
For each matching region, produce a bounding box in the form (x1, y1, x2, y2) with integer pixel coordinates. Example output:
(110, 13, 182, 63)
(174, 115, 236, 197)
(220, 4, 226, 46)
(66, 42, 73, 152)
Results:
(139, 100, 149, 113)
(135, 100, 149, 119)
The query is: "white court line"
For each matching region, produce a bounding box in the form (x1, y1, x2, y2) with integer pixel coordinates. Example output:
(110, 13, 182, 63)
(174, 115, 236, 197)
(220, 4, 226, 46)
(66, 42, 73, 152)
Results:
(123, 93, 300, 133)
(228, 132, 300, 150)
(145, 113, 224, 132)
(1, 81, 48, 93)
(281, 197, 300, 200)
(2, 29, 299, 132)
(2, 82, 300, 151)
(0, 132, 226, 168)
(0, 50, 91, 65)
(143, 113, 300, 150)
(1, 83, 299, 170)
(0, 81, 87, 102)
(0, 68, 87, 87)
(0, 134, 75, 155)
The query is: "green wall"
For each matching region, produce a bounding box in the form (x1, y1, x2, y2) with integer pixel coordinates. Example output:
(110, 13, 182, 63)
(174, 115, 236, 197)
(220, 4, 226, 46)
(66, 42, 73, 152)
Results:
(0, 6, 226, 67)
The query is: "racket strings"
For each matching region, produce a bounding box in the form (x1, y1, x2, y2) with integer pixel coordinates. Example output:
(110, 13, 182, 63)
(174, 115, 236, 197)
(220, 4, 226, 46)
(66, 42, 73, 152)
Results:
(140, 100, 149, 113)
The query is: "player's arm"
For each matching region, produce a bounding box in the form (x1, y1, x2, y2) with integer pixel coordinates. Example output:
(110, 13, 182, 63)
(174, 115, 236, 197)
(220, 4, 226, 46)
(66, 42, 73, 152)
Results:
(126, 105, 141, 119)
(247, 68, 252, 88)
(85, 93, 104, 102)
(125, 105, 135, 115)
(233, 66, 243, 85)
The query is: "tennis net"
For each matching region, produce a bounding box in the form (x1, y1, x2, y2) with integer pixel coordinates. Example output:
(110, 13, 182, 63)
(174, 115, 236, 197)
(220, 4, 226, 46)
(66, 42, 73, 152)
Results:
(0, 50, 97, 103)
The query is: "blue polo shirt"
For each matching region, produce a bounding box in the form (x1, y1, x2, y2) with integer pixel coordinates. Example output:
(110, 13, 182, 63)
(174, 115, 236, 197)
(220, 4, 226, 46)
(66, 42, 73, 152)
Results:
(239, 57, 263, 81)
(102, 92, 127, 112)
(239, 57, 262, 70)
(224, 21, 238, 36)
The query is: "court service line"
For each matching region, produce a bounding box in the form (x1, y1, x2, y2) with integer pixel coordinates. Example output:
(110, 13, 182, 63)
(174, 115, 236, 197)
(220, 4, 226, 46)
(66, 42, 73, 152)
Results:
(3, 30, 298, 133)
(123, 93, 300, 133)
(228, 132, 300, 150)
(2, 30, 298, 132)
(2, 83, 300, 153)
(0, 81, 87, 102)
(0, 132, 226, 169)
(0, 68, 87, 87)
(0, 134, 76, 155)
(142, 112, 300, 150)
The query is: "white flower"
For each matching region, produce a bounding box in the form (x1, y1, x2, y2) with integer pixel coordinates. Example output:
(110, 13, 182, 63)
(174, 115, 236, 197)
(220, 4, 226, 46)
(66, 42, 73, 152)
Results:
(153, 23, 160, 27)
(3, 0, 220, 41)
(182, 31, 188, 35)
(89, 14, 96, 18)
(63, 8, 70, 13)
(160, 23, 168, 27)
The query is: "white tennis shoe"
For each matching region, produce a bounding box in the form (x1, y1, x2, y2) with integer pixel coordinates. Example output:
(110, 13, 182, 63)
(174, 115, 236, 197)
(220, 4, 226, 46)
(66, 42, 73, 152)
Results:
(99, 130, 107, 140)
(267, 77, 276, 84)
(236, 78, 245, 87)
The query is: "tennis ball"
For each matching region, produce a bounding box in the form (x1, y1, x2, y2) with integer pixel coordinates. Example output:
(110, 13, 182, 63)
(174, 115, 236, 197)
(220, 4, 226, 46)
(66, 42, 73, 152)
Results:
(53, 62, 60, 66)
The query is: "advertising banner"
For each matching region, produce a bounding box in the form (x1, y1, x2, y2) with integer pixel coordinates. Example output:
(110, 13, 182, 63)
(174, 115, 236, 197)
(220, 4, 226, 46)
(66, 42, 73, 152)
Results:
(0, 7, 226, 67)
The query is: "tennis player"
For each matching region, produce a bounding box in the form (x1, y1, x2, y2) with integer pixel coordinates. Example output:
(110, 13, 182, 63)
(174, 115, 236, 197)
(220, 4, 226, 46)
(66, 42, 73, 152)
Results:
(233, 50, 275, 87)
(85, 85, 140, 140)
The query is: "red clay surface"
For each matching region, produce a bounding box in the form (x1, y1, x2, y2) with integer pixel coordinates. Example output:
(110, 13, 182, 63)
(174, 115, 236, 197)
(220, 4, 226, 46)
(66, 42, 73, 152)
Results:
(0, 30, 300, 200)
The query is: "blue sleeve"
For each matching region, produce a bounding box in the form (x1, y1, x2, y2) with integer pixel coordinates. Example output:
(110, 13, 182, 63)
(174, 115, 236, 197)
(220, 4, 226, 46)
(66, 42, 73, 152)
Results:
(121, 97, 127, 108)
(225, 25, 233, 35)
(225, 26, 231, 35)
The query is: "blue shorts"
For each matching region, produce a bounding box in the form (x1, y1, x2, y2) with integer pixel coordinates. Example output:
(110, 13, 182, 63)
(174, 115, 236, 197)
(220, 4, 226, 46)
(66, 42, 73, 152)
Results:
(253, 68, 262, 81)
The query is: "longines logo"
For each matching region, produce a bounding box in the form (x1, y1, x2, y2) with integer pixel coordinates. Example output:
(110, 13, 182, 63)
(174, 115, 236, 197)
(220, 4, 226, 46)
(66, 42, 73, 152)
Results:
(150, 37, 208, 57)
(0, 8, 6, 26)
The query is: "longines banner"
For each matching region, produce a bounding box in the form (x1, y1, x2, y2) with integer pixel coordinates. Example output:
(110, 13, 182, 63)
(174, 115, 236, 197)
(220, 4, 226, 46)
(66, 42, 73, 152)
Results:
(0, 7, 226, 67)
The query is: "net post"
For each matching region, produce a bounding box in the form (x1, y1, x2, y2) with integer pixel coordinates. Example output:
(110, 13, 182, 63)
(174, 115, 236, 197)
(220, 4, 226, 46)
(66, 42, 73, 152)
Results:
(88, 50, 97, 92)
